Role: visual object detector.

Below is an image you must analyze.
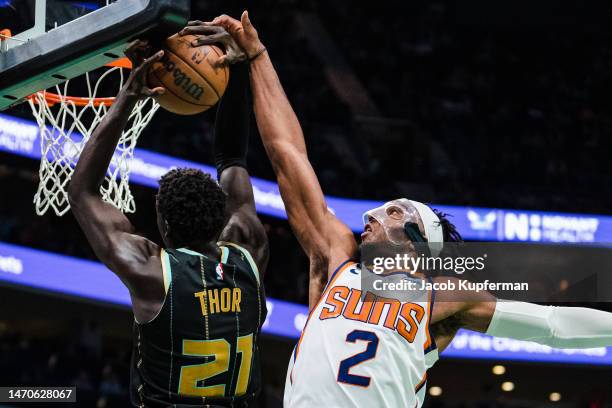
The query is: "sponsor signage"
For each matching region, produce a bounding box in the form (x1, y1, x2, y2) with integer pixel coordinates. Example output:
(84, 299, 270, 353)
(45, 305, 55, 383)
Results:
(444, 329, 612, 366)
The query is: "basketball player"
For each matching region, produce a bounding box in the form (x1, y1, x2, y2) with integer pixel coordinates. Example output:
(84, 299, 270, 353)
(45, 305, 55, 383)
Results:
(68, 40, 268, 407)
(191, 12, 612, 407)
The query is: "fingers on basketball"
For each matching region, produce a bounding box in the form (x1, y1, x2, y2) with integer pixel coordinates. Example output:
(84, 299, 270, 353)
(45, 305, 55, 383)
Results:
(180, 24, 224, 37)
(147, 33, 229, 115)
(138, 50, 164, 72)
(125, 39, 148, 52)
(214, 55, 229, 67)
(125, 40, 151, 62)
(191, 33, 229, 47)
(138, 51, 166, 97)
(211, 14, 241, 30)
(145, 86, 166, 97)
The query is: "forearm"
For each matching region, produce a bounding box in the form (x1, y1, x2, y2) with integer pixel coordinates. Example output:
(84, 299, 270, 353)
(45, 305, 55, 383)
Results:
(248, 51, 354, 263)
(249, 52, 307, 160)
(69, 91, 138, 197)
(486, 301, 612, 348)
(215, 62, 250, 176)
(248, 51, 322, 210)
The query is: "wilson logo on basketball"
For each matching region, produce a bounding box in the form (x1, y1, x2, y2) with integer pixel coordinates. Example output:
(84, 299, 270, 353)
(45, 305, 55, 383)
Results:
(158, 54, 205, 101)
(148, 34, 228, 115)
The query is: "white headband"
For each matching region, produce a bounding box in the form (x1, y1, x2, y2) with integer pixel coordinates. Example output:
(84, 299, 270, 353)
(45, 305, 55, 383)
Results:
(408, 200, 444, 257)
(362, 198, 445, 256)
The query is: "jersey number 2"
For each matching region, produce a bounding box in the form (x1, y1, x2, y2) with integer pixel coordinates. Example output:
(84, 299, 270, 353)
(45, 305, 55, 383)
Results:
(337, 330, 379, 387)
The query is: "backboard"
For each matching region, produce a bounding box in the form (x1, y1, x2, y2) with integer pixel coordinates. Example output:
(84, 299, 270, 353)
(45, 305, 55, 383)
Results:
(0, 0, 191, 110)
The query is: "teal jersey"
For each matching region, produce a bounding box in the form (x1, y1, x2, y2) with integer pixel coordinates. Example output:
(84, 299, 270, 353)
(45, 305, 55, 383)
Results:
(130, 243, 266, 407)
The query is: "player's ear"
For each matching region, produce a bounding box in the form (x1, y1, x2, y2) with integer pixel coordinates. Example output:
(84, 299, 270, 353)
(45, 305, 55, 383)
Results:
(164, 219, 171, 241)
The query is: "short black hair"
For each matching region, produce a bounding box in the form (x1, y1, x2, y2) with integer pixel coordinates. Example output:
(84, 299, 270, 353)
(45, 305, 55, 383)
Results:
(433, 208, 464, 243)
(431, 209, 464, 277)
(157, 168, 226, 245)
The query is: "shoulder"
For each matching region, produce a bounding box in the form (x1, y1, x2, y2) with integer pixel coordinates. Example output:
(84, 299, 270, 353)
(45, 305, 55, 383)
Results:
(109, 233, 161, 279)
(220, 211, 269, 270)
(218, 241, 263, 284)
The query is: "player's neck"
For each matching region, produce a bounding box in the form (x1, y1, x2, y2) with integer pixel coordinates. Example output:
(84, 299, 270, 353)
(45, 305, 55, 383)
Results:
(177, 241, 221, 261)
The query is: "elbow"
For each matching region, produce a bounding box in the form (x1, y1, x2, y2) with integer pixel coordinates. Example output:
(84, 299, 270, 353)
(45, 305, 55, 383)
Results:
(67, 182, 82, 206)
(67, 181, 94, 207)
(67, 183, 78, 206)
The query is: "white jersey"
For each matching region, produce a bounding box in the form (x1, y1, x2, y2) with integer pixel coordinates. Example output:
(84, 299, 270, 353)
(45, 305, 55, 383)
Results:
(284, 261, 439, 408)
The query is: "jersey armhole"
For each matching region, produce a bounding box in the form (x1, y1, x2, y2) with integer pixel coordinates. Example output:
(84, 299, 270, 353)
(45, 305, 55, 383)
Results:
(161, 248, 172, 294)
(134, 249, 172, 325)
(220, 245, 230, 264)
(217, 241, 260, 285)
(322, 259, 354, 292)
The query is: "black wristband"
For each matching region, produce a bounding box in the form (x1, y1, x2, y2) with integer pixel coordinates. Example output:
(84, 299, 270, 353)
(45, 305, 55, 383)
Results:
(248, 46, 267, 62)
(214, 62, 250, 178)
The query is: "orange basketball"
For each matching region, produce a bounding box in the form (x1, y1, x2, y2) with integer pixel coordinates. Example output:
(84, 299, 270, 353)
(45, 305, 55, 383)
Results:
(148, 34, 229, 115)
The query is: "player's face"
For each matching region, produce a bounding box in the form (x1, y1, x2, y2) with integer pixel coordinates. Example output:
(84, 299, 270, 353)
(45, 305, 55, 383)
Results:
(361, 199, 425, 245)
(361, 215, 388, 243)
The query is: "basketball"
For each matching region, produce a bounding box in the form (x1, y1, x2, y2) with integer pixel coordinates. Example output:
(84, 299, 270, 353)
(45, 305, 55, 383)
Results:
(148, 33, 229, 115)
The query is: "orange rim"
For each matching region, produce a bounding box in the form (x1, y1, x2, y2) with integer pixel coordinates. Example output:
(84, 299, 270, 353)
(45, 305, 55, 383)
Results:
(28, 58, 132, 107)
(29, 92, 116, 107)
(106, 58, 132, 69)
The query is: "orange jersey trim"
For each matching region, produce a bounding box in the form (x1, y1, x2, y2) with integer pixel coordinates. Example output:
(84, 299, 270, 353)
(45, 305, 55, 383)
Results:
(423, 287, 433, 351)
(414, 371, 428, 393)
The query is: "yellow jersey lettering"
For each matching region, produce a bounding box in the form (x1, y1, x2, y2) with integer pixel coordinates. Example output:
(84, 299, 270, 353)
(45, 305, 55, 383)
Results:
(208, 289, 221, 314)
(220, 288, 231, 312)
(195, 288, 243, 316)
(232, 288, 242, 312)
(194, 291, 208, 316)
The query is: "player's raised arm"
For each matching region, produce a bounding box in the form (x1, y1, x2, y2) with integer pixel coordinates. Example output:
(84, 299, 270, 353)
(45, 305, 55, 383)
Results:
(203, 50, 268, 273)
(190, 12, 357, 306)
(181, 21, 268, 271)
(67, 41, 165, 293)
(432, 277, 612, 351)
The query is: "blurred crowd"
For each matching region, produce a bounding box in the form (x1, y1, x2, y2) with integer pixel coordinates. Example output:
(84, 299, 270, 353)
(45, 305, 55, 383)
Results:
(319, 1, 612, 212)
(0, 321, 131, 407)
(0, 319, 291, 407)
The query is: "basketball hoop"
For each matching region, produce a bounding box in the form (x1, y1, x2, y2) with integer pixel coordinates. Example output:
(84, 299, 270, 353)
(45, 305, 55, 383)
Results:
(27, 58, 160, 216)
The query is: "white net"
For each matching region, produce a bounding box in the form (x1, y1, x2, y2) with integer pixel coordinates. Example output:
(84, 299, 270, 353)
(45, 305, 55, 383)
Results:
(28, 64, 159, 216)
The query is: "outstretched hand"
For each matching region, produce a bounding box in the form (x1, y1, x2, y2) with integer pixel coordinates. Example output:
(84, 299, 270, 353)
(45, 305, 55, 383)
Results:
(180, 23, 247, 66)
(180, 11, 265, 65)
(123, 40, 166, 99)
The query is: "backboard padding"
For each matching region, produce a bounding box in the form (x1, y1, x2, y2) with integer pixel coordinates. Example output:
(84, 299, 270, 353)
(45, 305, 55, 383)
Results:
(0, 0, 191, 110)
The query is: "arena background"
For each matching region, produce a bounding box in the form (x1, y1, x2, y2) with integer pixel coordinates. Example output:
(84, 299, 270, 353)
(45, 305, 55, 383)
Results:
(1, 0, 611, 406)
